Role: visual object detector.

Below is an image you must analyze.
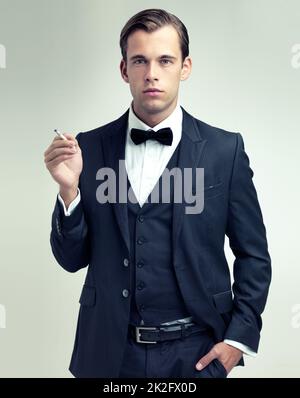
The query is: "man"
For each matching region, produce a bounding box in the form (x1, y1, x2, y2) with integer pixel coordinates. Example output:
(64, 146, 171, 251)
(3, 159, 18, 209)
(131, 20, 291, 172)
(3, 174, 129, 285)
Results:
(44, 9, 271, 378)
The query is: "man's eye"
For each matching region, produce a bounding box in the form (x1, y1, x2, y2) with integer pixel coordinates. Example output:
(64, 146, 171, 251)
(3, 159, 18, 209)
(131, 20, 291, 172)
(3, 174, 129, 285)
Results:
(161, 59, 171, 64)
(134, 60, 145, 64)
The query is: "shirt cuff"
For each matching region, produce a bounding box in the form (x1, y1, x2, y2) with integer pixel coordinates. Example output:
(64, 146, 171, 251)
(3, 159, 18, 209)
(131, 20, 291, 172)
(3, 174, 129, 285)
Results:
(223, 339, 257, 357)
(57, 188, 81, 216)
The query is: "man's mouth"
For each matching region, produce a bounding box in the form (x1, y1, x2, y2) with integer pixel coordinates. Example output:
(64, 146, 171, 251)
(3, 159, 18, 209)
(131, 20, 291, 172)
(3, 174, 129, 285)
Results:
(143, 88, 163, 96)
(143, 88, 162, 92)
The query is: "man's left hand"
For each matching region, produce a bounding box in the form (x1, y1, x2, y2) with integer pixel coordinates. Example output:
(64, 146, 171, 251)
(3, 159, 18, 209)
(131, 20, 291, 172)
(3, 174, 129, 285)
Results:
(195, 342, 243, 375)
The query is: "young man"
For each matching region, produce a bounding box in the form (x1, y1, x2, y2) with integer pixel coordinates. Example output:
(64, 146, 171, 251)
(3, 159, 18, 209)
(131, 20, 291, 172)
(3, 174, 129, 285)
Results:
(44, 9, 271, 378)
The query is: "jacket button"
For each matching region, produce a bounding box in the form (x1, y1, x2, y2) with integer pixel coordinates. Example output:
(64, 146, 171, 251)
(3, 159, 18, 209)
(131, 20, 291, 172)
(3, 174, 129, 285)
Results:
(138, 215, 144, 223)
(123, 258, 129, 267)
(137, 237, 145, 245)
(139, 304, 146, 312)
(137, 282, 145, 290)
(122, 289, 130, 298)
(137, 261, 144, 268)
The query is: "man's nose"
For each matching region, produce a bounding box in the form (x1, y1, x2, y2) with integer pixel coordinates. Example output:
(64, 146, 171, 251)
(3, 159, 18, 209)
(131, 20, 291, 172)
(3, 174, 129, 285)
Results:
(144, 62, 159, 82)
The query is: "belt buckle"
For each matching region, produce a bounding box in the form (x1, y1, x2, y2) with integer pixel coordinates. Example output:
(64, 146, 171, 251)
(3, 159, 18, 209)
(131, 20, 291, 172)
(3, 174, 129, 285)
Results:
(136, 326, 157, 344)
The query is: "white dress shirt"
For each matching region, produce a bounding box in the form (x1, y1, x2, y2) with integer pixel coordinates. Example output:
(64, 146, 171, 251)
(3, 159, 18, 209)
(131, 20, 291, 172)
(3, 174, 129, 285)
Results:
(125, 100, 182, 206)
(57, 100, 256, 357)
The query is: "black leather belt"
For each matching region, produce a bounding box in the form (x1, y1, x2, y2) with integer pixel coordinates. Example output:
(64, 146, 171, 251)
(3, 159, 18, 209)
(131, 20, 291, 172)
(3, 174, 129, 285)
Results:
(129, 323, 208, 344)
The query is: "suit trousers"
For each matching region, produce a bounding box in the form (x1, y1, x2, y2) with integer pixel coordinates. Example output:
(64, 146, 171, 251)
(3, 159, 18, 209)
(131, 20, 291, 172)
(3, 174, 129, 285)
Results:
(118, 326, 228, 378)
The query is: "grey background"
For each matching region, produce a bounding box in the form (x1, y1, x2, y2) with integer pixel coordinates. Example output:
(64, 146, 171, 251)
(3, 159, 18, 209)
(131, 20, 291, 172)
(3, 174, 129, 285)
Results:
(0, 0, 299, 377)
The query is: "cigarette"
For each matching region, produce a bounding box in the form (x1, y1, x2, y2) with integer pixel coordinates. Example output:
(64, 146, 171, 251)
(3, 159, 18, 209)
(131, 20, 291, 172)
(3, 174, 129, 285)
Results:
(54, 129, 67, 140)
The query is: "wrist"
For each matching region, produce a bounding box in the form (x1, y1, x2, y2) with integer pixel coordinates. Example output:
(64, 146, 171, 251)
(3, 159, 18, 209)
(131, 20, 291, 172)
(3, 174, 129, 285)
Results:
(59, 184, 78, 207)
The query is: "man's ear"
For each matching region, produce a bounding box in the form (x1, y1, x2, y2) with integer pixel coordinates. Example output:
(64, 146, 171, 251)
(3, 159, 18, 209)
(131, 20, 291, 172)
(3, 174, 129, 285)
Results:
(120, 59, 129, 83)
(180, 56, 192, 81)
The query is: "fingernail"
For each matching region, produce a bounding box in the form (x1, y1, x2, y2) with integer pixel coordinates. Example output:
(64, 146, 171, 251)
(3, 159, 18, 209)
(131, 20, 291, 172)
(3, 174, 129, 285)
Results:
(196, 363, 203, 370)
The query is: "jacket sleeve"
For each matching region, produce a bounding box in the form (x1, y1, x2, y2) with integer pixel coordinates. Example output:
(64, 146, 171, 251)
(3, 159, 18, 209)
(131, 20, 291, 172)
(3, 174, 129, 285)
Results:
(50, 133, 90, 273)
(224, 133, 272, 352)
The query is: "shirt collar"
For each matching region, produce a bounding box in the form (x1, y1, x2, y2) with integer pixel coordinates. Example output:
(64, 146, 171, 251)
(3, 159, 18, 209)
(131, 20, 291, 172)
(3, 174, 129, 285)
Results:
(128, 100, 183, 142)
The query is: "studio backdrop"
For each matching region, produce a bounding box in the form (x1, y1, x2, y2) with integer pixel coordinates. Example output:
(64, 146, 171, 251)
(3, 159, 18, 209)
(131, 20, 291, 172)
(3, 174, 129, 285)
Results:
(0, 0, 299, 377)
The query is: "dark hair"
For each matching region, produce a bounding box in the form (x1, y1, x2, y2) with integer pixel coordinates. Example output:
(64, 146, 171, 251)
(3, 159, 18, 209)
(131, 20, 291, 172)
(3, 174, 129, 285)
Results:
(119, 8, 189, 64)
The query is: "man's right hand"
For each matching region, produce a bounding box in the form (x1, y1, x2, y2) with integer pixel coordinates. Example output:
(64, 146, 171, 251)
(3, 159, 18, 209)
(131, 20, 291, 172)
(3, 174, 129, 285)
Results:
(44, 133, 83, 206)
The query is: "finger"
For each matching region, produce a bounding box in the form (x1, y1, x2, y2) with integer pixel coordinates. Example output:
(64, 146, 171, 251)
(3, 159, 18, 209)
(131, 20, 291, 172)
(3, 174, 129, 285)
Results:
(56, 134, 79, 150)
(45, 153, 75, 169)
(52, 135, 76, 146)
(44, 139, 77, 157)
(51, 133, 77, 149)
(44, 146, 77, 163)
(195, 347, 218, 371)
(60, 133, 77, 143)
(45, 146, 77, 163)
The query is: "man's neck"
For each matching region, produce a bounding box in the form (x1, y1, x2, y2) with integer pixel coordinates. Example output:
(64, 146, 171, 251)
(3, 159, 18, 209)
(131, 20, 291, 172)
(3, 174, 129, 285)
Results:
(132, 101, 178, 128)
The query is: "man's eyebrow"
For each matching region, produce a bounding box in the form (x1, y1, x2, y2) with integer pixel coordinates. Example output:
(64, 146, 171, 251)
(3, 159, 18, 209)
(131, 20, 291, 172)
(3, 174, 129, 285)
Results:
(129, 54, 145, 61)
(129, 54, 177, 61)
(160, 55, 177, 60)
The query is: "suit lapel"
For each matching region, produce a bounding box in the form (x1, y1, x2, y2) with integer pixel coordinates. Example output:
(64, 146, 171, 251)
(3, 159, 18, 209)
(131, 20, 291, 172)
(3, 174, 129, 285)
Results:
(102, 109, 131, 253)
(172, 107, 207, 254)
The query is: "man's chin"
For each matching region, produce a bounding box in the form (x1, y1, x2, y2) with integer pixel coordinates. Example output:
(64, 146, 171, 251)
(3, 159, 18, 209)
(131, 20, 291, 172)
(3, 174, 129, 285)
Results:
(141, 101, 166, 114)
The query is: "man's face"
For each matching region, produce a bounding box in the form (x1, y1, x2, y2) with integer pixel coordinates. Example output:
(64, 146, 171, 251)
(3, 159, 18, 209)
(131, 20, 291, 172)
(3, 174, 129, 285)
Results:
(120, 25, 192, 124)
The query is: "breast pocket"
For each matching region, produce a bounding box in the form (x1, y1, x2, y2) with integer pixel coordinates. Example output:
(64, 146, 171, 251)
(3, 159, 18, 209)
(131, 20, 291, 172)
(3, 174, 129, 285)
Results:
(204, 181, 224, 199)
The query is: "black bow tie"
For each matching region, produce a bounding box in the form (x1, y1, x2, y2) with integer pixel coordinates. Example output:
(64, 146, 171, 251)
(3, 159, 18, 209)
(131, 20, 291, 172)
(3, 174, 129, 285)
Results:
(130, 127, 173, 146)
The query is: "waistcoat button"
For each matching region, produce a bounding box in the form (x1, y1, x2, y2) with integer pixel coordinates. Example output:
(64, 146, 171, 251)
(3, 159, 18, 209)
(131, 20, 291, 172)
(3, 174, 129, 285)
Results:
(122, 289, 130, 298)
(123, 258, 129, 267)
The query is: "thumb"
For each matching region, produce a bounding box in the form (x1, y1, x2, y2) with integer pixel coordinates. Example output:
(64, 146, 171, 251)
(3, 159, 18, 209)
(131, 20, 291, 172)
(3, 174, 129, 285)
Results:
(195, 347, 217, 371)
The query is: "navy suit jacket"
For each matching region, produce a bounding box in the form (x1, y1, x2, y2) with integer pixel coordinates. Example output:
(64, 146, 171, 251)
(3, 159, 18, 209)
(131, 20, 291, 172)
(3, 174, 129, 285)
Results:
(50, 106, 271, 377)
